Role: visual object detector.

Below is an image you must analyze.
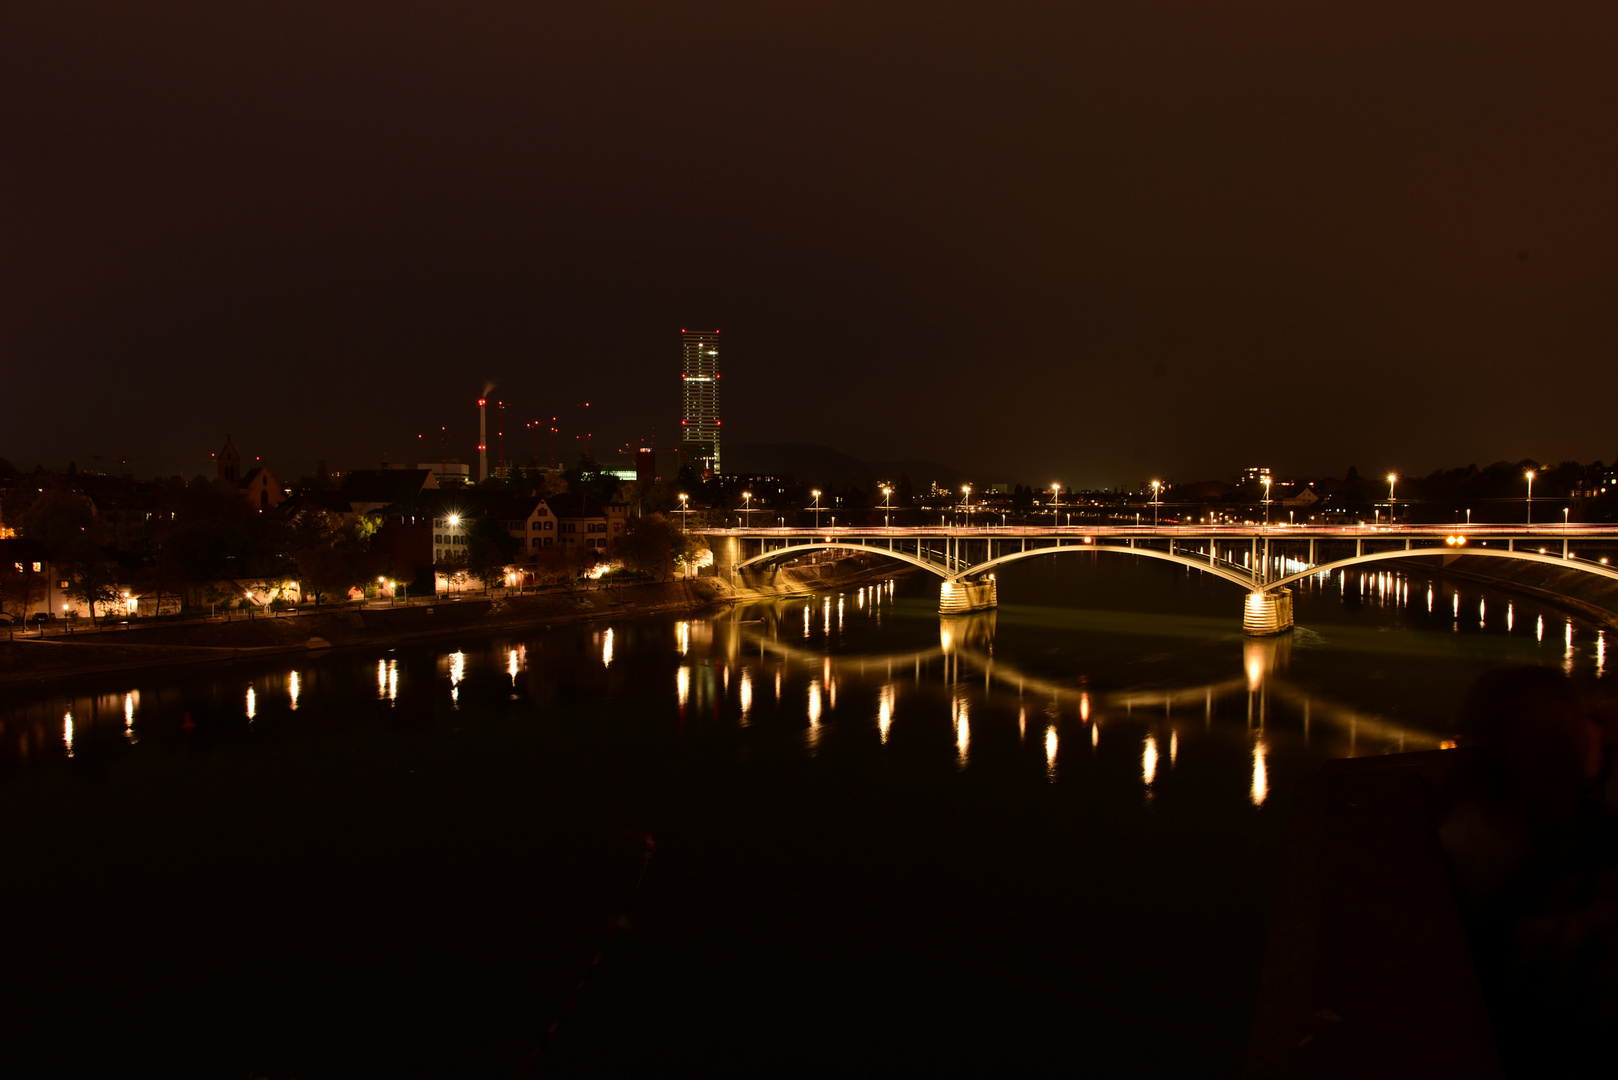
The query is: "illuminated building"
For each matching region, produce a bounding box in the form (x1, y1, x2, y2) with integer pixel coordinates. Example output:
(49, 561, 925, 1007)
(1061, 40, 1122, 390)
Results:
(680, 329, 721, 476)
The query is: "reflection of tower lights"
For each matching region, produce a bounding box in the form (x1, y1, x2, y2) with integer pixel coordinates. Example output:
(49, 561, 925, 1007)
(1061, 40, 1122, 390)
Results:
(1566, 621, 1575, 674)
(740, 670, 753, 720)
(1508, 604, 1514, 632)
(388, 661, 398, 702)
(677, 622, 691, 655)
(1170, 729, 1178, 765)
(838, 595, 844, 632)
(1091, 723, 1099, 747)
(1080, 692, 1090, 722)
(1452, 592, 1459, 618)
(1479, 599, 1486, 625)
(1142, 735, 1158, 785)
(246, 686, 257, 720)
(1018, 706, 1026, 739)
(602, 628, 614, 667)
(378, 659, 389, 698)
(807, 680, 822, 725)
(955, 696, 969, 759)
(775, 670, 782, 700)
(879, 684, 894, 742)
(450, 650, 465, 705)
(509, 648, 520, 682)
(63, 711, 74, 756)
(1538, 615, 1544, 642)
(1251, 740, 1268, 805)
(1045, 727, 1058, 769)
(1599, 632, 1607, 678)
(803, 606, 811, 637)
(289, 671, 301, 710)
(677, 666, 690, 706)
(124, 692, 136, 729)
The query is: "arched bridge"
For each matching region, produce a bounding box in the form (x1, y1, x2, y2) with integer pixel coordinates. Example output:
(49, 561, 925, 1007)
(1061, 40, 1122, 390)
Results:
(700, 525, 1618, 635)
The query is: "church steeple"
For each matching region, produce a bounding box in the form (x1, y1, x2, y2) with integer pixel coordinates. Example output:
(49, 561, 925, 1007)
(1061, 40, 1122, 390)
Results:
(218, 433, 241, 483)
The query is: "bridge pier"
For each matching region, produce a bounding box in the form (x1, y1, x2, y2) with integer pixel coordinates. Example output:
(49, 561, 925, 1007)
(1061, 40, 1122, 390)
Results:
(1244, 590, 1294, 636)
(940, 577, 997, 614)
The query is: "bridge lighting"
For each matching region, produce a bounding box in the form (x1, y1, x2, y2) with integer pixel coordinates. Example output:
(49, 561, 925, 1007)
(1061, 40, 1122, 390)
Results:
(1526, 469, 1535, 524)
(882, 486, 893, 527)
(1151, 480, 1161, 526)
(1262, 477, 1273, 525)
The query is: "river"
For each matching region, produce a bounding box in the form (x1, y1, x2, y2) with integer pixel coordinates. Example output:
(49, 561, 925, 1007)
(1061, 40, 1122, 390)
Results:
(2, 558, 1608, 1075)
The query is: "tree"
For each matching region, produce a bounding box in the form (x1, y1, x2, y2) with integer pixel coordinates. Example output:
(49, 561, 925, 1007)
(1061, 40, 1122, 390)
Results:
(619, 513, 701, 581)
(61, 545, 122, 626)
(0, 559, 48, 621)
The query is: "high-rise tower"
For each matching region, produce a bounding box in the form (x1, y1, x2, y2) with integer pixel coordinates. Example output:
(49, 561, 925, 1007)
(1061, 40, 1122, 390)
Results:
(680, 329, 721, 476)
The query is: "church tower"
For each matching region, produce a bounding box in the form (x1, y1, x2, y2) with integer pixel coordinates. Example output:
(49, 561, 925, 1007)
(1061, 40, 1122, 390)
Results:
(218, 433, 241, 483)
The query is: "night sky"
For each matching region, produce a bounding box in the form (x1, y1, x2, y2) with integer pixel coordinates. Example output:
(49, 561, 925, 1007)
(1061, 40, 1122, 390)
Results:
(5, 2, 1615, 488)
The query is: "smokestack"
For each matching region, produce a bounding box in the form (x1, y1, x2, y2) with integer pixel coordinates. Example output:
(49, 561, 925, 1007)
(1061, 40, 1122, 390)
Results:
(477, 398, 488, 482)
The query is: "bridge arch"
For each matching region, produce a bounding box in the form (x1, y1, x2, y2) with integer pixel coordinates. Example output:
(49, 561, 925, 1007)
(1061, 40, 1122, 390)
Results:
(734, 541, 950, 579)
(967, 544, 1257, 591)
(1265, 547, 1618, 593)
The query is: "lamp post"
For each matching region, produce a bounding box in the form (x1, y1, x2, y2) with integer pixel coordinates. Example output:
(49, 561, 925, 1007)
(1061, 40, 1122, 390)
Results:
(960, 485, 971, 527)
(741, 490, 751, 528)
(1150, 480, 1161, 526)
(881, 485, 893, 527)
(1262, 477, 1272, 525)
(1387, 473, 1398, 523)
(1526, 469, 1535, 525)
(1564, 506, 1570, 527)
(1051, 483, 1061, 528)
(811, 489, 822, 530)
(677, 494, 688, 532)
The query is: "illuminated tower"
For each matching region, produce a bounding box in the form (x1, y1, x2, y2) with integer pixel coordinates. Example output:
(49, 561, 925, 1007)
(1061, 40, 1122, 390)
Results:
(680, 329, 721, 476)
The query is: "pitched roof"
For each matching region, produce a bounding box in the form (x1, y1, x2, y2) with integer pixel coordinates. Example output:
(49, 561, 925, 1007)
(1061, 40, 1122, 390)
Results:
(338, 469, 438, 509)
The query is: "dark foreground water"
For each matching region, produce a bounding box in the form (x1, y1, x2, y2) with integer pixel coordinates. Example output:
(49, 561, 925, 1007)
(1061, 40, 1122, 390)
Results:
(3, 559, 1611, 1076)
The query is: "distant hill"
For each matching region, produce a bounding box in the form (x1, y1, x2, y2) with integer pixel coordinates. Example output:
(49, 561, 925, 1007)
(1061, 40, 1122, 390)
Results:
(724, 443, 970, 491)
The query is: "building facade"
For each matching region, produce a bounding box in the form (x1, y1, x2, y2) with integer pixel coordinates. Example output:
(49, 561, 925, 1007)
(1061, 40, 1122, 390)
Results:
(680, 329, 721, 476)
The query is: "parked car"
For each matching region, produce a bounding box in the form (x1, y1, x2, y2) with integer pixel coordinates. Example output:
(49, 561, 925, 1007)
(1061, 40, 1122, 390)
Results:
(28, 612, 54, 626)
(0, 613, 17, 626)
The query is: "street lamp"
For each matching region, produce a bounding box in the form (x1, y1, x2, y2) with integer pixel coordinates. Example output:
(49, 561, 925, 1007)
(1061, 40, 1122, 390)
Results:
(1564, 506, 1570, 527)
(1150, 480, 1161, 526)
(1262, 477, 1272, 525)
(1387, 473, 1398, 523)
(960, 485, 971, 527)
(678, 493, 688, 532)
(1526, 469, 1535, 525)
(881, 485, 893, 527)
(1051, 483, 1061, 528)
(811, 489, 822, 530)
(741, 490, 751, 527)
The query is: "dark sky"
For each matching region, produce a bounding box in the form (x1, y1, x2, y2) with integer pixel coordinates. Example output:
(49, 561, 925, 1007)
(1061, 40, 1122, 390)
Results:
(5, 2, 1615, 488)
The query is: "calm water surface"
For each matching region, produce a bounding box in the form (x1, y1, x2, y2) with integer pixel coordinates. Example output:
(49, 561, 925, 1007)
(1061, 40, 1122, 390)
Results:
(3, 559, 1609, 1074)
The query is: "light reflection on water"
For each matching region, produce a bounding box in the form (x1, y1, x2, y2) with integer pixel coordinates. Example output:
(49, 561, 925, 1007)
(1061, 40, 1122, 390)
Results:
(7, 566, 1614, 830)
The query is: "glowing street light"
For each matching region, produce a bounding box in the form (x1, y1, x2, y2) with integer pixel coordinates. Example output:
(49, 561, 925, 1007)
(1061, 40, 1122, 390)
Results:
(881, 485, 893, 527)
(960, 485, 972, 526)
(1150, 480, 1161, 526)
(740, 490, 752, 527)
(1387, 473, 1398, 522)
(811, 489, 823, 530)
(1262, 477, 1272, 525)
(678, 493, 689, 532)
(1051, 483, 1062, 527)
(1526, 469, 1535, 525)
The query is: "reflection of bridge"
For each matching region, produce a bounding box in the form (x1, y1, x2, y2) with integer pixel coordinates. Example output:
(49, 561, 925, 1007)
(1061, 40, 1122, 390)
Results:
(727, 607, 1428, 752)
(703, 525, 1618, 633)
